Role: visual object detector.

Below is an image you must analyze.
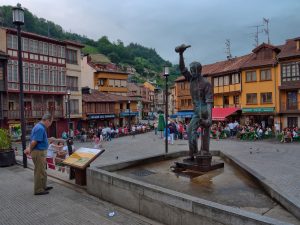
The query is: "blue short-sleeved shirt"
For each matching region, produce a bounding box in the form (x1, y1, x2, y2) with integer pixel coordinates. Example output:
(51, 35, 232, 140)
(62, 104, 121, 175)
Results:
(30, 122, 48, 150)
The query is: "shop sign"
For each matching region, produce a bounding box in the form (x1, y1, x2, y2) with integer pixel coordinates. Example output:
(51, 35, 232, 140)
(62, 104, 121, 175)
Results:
(242, 107, 274, 113)
(88, 114, 115, 119)
(120, 112, 139, 117)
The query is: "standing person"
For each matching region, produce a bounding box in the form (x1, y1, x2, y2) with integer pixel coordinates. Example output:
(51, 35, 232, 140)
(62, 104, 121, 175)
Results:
(228, 122, 235, 137)
(24, 113, 53, 195)
(275, 121, 281, 137)
(154, 121, 158, 135)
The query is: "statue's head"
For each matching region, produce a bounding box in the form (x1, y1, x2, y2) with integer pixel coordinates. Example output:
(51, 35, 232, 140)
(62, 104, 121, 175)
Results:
(189, 61, 202, 76)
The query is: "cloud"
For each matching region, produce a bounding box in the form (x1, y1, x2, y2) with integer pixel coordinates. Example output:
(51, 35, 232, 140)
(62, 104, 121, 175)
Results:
(1, 0, 300, 65)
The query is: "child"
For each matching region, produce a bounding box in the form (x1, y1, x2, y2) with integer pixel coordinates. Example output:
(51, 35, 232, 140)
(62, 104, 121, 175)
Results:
(46, 138, 61, 170)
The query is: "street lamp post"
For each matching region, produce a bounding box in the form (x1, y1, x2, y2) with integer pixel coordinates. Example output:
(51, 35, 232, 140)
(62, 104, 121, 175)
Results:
(128, 100, 131, 132)
(163, 66, 169, 154)
(67, 89, 71, 138)
(13, 4, 26, 168)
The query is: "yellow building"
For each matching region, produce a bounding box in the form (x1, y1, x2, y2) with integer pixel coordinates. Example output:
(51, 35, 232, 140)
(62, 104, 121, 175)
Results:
(240, 43, 281, 127)
(81, 54, 129, 96)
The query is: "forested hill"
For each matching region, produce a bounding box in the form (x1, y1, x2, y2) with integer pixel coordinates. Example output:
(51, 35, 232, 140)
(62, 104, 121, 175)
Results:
(0, 5, 180, 86)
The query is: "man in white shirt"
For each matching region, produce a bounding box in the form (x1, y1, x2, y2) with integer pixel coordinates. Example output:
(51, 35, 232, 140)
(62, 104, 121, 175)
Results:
(228, 122, 235, 137)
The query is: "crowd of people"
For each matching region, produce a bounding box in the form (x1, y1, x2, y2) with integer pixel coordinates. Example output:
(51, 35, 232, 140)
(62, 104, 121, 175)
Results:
(61, 123, 152, 143)
(280, 127, 300, 143)
(152, 119, 300, 144)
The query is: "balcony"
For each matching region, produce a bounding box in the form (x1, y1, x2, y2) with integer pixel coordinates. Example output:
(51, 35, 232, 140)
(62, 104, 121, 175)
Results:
(6, 109, 63, 120)
(214, 84, 241, 94)
(280, 101, 300, 113)
(214, 104, 241, 108)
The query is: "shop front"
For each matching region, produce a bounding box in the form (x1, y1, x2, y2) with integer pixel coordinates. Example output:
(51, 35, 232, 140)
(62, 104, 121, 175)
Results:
(85, 114, 116, 129)
(241, 107, 275, 128)
(119, 111, 139, 126)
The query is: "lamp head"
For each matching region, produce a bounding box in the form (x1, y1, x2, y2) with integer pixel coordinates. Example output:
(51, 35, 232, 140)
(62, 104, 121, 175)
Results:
(163, 66, 169, 77)
(12, 3, 24, 26)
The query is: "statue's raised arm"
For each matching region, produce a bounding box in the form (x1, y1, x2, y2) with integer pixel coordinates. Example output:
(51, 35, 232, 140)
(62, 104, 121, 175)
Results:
(175, 44, 191, 81)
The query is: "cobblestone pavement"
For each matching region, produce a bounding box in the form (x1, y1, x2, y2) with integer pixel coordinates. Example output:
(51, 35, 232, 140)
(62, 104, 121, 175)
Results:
(0, 165, 163, 225)
(11, 132, 300, 224)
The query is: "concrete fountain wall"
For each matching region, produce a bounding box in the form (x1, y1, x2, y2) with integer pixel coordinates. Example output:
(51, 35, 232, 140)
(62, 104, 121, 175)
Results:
(87, 151, 292, 225)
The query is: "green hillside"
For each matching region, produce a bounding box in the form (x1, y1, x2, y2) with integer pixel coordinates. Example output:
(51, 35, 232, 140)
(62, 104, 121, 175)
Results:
(0, 5, 180, 86)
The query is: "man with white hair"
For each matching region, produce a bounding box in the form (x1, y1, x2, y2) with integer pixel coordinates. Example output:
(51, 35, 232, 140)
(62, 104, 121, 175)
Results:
(24, 113, 53, 195)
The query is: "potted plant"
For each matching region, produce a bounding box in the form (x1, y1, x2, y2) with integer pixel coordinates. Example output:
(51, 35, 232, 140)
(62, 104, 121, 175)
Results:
(0, 128, 16, 167)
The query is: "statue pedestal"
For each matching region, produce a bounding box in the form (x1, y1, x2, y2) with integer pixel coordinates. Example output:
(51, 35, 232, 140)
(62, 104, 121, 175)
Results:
(172, 153, 224, 173)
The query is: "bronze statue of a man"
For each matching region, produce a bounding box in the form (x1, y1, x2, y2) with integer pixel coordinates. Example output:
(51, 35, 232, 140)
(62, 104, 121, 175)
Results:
(175, 44, 213, 160)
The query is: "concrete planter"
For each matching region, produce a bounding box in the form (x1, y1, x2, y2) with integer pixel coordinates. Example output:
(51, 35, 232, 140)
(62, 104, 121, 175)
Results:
(0, 149, 16, 167)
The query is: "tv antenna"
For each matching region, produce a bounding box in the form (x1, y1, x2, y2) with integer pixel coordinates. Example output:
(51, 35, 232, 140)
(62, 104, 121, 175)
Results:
(263, 18, 270, 44)
(249, 24, 264, 47)
(225, 39, 232, 59)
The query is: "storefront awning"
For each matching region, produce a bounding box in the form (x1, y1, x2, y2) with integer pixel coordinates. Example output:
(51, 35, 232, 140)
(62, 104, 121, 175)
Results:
(212, 107, 240, 121)
(174, 108, 240, 120)
(177, 111, 194, 118)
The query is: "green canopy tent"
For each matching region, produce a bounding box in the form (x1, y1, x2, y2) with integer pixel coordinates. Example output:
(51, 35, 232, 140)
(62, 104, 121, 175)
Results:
(157, 113, 165, 138)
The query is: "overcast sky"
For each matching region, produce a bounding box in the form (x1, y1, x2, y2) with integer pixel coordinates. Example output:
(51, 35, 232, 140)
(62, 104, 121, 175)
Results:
(1, 0, 300, 65)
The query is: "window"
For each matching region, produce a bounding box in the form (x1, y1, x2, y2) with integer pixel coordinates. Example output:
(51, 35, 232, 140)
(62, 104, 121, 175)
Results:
(213, 77, 219, 87)
(287, 117, 298, 128)
(49, 44, 53, 56)
(66, 49, 78, 64)
(231, 73, 240, 84)
(234, 95, 239, 105)
(223, 96, 229, 107)
(98, 79, 104, 86)
(121, 80, 127, 87)
(281, 62, 300, 82)
(23, 62, 29, 83)
(218, 76, 223, 86)
(7, 34, 17, 49)
(260, 69, 271, 81)
(114, 80, 121, 87)
(66, 76, 78, 91)
(109, 79, 114, 87)
(0, 63, 3, 80)
(224, 76, 230, 85)
(261, 92, 272, 103)
(246, 71, 257, 82)
(22, 38, 29, 51)
(70, 99, 79, 114)
(246, 93, 257, 104)
(9, 102, 14, 110)
(181, 99, 184, 107)
(43, 43, 48, 55)
(287, 91, 298, 110)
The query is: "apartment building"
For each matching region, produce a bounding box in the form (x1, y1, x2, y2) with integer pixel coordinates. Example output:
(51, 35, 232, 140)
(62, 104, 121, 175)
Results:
(0, 51, 8, 128)
(277, 38, 300, 128)
(0, 27, 83, 138)
(63, 40, 84, 135)
(174, 37, 300, 129)
(240, 43, 281, 127)
(82, 88, 138, 128)
(81, 54, 129, 96)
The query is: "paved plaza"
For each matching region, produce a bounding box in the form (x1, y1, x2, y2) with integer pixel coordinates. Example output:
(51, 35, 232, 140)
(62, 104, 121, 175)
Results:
(6, 131, 300, 225)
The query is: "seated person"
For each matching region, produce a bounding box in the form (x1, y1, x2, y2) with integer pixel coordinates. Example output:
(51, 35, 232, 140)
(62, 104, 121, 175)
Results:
(55, 141, 67, 172)
(46, 138, 62, 170)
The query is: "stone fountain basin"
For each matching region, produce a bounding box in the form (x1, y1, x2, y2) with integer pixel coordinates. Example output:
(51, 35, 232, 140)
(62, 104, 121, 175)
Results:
(87, 151, 294, 225)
